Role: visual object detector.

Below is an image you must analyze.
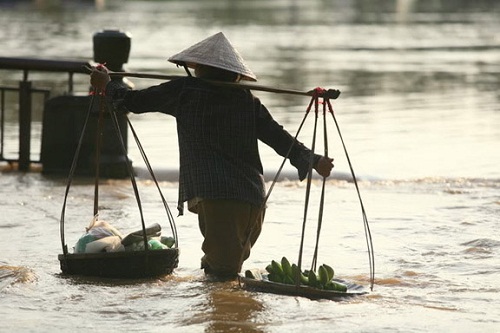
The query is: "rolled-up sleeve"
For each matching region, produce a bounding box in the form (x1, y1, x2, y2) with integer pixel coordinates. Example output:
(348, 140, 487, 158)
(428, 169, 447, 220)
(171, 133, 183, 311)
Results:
(255, 98, 320, 181)
(105, 79, 184, 116)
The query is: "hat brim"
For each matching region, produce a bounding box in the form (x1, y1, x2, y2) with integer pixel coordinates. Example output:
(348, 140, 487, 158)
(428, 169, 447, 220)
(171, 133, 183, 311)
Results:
(168, 32, 257, 82)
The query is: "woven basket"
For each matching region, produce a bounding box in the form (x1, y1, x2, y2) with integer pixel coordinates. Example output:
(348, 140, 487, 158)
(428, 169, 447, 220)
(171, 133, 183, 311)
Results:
(58, 248, 179, 279)
(239, 274, 367, 300)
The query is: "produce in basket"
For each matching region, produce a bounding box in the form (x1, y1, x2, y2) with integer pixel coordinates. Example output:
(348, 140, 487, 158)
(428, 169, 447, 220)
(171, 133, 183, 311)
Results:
(246, 257, 347, 292)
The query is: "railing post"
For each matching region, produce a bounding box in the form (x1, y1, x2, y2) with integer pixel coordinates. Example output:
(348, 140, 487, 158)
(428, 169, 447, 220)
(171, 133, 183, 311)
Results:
(19, 80, 32, 171)
(1, 89, 5, 158)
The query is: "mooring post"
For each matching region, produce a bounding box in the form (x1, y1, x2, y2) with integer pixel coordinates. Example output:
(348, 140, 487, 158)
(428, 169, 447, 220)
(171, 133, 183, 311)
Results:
(19, 79, 32, 171)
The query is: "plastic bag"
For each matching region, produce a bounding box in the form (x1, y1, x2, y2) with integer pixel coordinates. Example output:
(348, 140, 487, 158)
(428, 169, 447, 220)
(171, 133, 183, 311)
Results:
(74, 234, 97, 253)
(74, 215, 124, 253)
(124, 238, 170, 252)
(85, 236, 125, 253)
(86, 217, 123, 238)
(148, 239, 168, 250)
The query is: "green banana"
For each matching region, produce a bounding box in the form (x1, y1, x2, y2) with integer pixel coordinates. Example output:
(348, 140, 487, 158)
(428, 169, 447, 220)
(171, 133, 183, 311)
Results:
(300, 272, 309, 285)
(291, 264, 301, 284)
(308, 270, 319, 288)
(268, 273, 280, 283)
(271, 260, 285, 279)
(264, 259, 340, 291)
(322, 264, 335, 281)
(283, 275, 295, 285)
(281, 257, 293, 279)
(324, 280, 348, 292)
(294, 266, 309, 285)
(332, 281, 348, 292)
(318, 265, 330, 286)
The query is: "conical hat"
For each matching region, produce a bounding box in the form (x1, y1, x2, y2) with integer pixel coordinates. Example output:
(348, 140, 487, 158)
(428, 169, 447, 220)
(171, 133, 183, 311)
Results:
(168, 32, 257, 81)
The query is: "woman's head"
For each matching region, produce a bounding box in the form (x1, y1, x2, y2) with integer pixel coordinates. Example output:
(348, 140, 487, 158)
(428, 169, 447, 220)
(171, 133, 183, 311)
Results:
(194, 64, 241, 82)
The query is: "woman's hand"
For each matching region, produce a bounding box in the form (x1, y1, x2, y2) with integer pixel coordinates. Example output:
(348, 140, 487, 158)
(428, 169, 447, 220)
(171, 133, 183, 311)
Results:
(314, 156, 334, 178)
(90, 65, 111, 92)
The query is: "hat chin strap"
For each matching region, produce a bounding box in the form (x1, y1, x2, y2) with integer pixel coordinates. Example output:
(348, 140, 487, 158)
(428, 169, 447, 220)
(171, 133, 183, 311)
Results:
(183, 65, 192, 77)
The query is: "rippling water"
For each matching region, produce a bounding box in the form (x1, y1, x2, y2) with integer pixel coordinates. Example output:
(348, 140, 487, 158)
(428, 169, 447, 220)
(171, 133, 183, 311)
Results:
(1, 1, 499, 332)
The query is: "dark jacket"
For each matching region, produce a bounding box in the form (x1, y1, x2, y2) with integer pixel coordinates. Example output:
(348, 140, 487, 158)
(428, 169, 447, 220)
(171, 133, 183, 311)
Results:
(106, 77, 319, 214)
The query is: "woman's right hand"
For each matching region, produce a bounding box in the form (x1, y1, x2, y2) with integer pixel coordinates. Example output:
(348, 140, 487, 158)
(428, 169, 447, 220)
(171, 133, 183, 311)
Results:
(90, 65, 111, 92)
(314, 156, 334, 178)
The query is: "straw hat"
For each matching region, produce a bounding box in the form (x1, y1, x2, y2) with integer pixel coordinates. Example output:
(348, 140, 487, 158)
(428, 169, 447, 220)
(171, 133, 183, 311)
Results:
(168, 32, 257, 81)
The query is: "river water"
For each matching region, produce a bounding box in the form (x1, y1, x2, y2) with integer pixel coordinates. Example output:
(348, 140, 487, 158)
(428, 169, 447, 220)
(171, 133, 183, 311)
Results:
(1, 1, 499, 332)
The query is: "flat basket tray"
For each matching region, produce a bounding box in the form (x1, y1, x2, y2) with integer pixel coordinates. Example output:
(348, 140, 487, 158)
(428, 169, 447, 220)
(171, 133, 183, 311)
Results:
(239, 274, 367, 300)
(58, 248, 179, 279)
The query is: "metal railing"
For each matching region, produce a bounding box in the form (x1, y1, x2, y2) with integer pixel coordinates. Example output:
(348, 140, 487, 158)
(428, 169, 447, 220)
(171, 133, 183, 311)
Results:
(0, 86, 50, 166)
(0, 56, 91, 171)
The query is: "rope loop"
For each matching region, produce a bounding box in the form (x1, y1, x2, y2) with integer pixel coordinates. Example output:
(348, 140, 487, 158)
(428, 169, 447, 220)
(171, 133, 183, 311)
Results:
(312, 87, 326, 97)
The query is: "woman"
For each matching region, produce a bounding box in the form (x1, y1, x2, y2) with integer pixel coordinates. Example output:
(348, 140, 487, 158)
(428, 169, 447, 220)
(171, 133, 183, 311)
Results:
(90, 32, 334, 279)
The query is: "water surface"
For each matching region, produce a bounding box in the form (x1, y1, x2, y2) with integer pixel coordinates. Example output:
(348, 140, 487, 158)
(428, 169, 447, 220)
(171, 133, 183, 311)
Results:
(0, 1, 499, 332)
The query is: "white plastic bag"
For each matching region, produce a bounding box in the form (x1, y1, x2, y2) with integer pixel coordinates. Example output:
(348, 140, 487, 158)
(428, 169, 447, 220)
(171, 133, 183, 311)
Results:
(85, 236, 125, 253)
(74, 215, 124, 253)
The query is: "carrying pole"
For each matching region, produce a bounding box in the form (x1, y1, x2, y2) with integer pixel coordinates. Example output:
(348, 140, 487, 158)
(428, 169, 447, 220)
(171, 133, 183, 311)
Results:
(83, 66, 341, 100)
(108, 71, 341, 99)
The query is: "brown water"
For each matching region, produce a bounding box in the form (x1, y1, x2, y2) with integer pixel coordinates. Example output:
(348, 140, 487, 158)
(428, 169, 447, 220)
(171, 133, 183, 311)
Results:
(1, 1, 499, 332)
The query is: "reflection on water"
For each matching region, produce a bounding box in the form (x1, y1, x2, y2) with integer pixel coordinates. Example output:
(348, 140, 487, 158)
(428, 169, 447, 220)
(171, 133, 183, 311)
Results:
(0, 265, 37, 291)
(190, 281, 265, 333)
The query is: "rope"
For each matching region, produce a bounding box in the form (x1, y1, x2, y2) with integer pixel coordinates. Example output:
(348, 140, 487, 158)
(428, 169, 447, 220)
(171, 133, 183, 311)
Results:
(311, 98, 329, 271)
(59, 89, 179, 255)
(105, 98, 178, 250)
(298, 92, 319, 274)
(124, 115, 179, 247)
(60, 92, 95, 255)
(261, 96, 315, 209)
(106, 103, 149, 250)
(264, 88, 375, 291)
(93, 93, 106, 217)
(326, 99, 375, 291)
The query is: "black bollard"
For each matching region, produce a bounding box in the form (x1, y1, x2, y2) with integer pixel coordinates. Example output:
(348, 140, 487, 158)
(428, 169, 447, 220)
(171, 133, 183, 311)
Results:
(41, 30, 133, 178)
(93, 29, 132, 72)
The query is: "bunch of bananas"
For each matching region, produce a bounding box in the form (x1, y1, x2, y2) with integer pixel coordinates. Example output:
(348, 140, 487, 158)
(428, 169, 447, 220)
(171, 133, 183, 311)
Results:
(246, 257, 347, 292)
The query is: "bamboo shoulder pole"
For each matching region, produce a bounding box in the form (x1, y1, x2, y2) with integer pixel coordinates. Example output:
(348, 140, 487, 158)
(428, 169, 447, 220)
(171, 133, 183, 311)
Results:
(106, 70, 341, 99)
